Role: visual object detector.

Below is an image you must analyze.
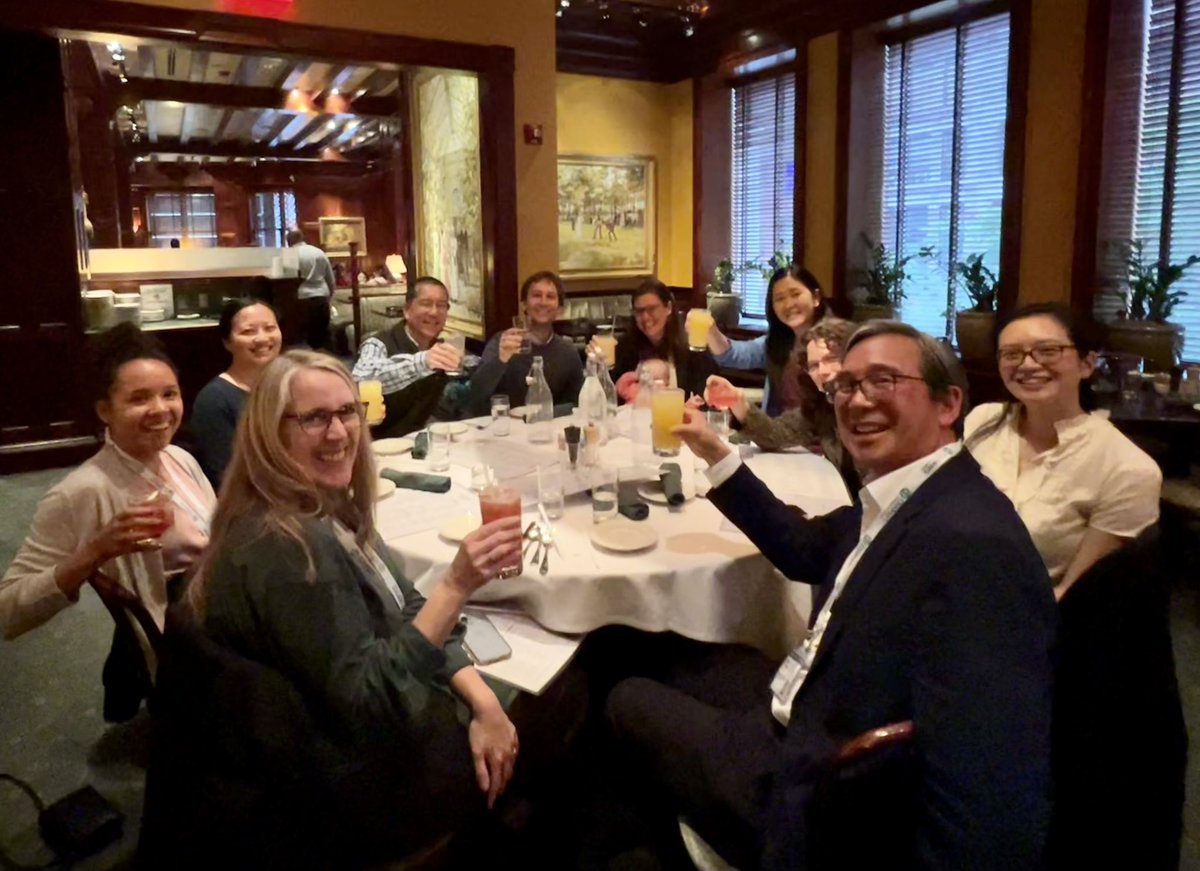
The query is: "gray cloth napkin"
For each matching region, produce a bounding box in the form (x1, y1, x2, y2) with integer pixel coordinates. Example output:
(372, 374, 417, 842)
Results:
(659, 463, 685, 506)
(618, 484, 649, 521)
(410, 431, 430, 460)
(381, 469, 451, 493)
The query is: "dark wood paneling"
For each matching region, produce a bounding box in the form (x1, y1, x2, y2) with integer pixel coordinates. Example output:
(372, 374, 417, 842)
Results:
(478, 46, 519, 337)
(691, 76, 705, 302)
(794, 42, 809, 269)
(0, 32, 89, 454)
(997, 0, 1031, 317)
(832, 32, 851, 298)
(1070, 0, 1112, 315)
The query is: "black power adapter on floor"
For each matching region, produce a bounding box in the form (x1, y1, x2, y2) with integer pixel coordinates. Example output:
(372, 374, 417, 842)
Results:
(0, 775, 123, 869)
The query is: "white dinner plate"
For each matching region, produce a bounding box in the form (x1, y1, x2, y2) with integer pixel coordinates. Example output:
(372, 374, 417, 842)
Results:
(429, 421, 469, 438)
(591, 517, 659, 552)
(508, 405, 533, 420)
(375, 478, 397, 501)
(438, 514, 480, 543)
(638, 479, 694, 504)
(372, 437, 414, 456)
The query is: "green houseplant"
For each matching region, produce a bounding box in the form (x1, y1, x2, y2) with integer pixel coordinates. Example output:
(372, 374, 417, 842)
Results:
(704, 258, 756, 329)
(1106, 239, 1200, 371)
(953, 253, 999, 360)
(855, 235, 934, 321)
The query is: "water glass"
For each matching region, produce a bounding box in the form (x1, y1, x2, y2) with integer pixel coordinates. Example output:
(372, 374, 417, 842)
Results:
(1181, 366, 1200, 401)
(513, 315, 532, 355)
(428, 427, 451, 472)
(491, 394, 511, 436)
(537, 462, 565, 520)
(591, 465, 618, 523)
(706, 407, 731, 439)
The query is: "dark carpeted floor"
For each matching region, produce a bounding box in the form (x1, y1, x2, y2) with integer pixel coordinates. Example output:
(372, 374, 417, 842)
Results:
(1, 465, 1197, 869)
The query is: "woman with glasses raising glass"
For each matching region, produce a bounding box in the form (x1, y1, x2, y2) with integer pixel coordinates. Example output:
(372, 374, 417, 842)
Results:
(610, 278, 716, 400)
(964, 303, 1160, 599)
(185, 350, 527, 862)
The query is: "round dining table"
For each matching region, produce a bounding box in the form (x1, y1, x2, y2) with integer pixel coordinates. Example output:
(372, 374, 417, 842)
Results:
(373, 409, 851, 656)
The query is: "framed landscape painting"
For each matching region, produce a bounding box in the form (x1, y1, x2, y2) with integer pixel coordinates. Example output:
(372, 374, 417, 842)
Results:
(318, 216, 366, 257)
(557, 155, 656, 279)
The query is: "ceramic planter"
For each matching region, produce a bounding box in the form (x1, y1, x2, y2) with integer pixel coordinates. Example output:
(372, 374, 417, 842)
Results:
(706, 292, 742, 330)
(853, 302, 895, 322)
(955, 310, 996, 361)
(1104, 320, 1183, 372)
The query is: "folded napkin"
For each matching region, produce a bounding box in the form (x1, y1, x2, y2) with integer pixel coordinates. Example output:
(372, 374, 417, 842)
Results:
(411, 431, 429, 460)
(618, 484, 649, 521)
(381, 469, 451, 493)
(553, 403, 576, 419)
(658, 463, 685, 507)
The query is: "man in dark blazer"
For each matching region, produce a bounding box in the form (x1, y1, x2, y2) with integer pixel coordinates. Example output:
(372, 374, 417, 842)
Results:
(606, 321, 1055, 870)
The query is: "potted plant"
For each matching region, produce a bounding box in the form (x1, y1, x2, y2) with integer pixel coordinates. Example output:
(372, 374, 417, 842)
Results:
(1106, 239, 1199, 371)
(854, 235, 934, 321)
(953, 253, 999, 361)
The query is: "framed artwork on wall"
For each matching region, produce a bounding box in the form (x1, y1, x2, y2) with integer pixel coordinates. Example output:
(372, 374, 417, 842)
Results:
(318, 216, 367, 257)
(557, 155, 656, 279)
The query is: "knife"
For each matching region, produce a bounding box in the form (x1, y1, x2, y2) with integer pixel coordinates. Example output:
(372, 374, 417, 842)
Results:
(538, 503, 564, 558)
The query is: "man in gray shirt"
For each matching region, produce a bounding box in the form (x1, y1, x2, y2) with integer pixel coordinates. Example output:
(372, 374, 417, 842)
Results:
(287, 228, 336, 350)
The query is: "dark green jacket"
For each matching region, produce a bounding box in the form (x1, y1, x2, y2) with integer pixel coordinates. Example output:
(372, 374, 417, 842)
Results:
(203, 514, 472, 746)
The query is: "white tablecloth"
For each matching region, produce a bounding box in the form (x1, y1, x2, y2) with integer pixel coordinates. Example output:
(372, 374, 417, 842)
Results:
(375, 410, 851, 655)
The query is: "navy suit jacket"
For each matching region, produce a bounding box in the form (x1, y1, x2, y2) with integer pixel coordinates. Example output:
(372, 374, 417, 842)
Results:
(709, 450, 1055, 870)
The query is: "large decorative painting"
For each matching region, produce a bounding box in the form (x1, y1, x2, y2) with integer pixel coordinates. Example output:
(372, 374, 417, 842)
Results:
(557, 155, 656, 279)
(318, 216, 366, 257)
(413, 70, 484, 337)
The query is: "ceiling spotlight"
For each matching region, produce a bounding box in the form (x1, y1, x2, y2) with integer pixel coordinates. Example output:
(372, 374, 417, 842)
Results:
(330, 88, 340, 96)
(683, 14, 695, 37)
(556, 7, 563, 16)
(559, 0, 570, 6)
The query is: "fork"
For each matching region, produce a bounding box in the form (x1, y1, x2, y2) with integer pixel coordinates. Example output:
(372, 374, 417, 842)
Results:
(538, 526, 553, 575)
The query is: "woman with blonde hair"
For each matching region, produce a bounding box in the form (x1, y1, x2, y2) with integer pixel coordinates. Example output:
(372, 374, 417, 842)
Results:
(186, 350, 525, 861)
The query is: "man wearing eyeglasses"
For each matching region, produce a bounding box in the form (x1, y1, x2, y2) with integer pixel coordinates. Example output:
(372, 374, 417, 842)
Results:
(605, 321, 1055, 870)
(351, 277, 474, 436)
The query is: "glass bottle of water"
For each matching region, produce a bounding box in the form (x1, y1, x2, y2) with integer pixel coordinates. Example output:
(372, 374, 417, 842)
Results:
(597, 355, 618, 436)
(630, 363, 655, 464)
(526, 356, 554, 443)
(578, 354, 608, 444)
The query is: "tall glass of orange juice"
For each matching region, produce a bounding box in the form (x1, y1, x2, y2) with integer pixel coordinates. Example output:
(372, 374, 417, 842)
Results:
(685, 308, 714, 351)
(359, 380, 385, 425)
(479, 484, 523, 577)
(651, 387, 685, 456)
(593, 324, 617, 367)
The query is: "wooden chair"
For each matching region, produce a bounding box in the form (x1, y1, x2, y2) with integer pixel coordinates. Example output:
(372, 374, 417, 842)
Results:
(88, 570, 163, 655)
(87, 570, 162, 722)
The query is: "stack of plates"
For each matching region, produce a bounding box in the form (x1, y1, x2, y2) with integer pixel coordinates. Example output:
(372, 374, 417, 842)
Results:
(142, 306, 166, 323)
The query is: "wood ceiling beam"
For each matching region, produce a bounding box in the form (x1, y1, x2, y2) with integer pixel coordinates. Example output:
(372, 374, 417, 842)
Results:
(106, 76, 399, 117)
(128, 138, 374, 161)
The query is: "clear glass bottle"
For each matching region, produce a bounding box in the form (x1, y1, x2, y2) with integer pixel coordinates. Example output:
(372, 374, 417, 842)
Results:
(597, 354, 618, 436)
(526, 356, 554, 443)
(578, 354, 608, 445)
(630, 362, 655, 464)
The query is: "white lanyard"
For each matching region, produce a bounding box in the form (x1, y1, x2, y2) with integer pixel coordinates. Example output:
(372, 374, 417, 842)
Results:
(330, 519, 406, 612)
(108, 435, 212, 538)
(770, 443, 963, 714)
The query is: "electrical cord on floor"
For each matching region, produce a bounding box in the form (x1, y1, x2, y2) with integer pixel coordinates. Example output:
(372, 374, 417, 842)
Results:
(0, 773, 62, 870)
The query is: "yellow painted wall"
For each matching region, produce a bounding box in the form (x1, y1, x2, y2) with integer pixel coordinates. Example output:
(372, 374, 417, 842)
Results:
(109, 0, 558, 287)
(1018, 0, 1088, 304)
(804, 33, 841, 293)
(556, 73, 694, 287)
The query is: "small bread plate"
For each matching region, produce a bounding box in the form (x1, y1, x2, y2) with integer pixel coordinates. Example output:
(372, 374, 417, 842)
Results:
(508, 405, 533, 420)
(439, 514, 480, 543)
(372, 437, 415, 456)
(375, 478, 397, 501)
(637, 479, 695, 504)
(429, 421, 469, 439)
(590, 516, 659, 552)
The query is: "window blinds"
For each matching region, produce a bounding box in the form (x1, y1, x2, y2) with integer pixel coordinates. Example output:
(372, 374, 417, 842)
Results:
(880, 13, 1010, 339)
(730, 73, 796, 319)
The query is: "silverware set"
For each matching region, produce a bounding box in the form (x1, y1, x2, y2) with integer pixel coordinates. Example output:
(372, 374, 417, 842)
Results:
(522, 521, 553, 575)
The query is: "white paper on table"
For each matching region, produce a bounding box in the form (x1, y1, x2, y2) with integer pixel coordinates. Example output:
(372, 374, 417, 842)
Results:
(454, 440, 547, 478)
(373, 485, 481, 539)
(467, 607, 583, 695)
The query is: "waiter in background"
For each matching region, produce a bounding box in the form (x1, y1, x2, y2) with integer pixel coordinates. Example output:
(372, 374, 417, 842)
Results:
(287, 227, 336, 351)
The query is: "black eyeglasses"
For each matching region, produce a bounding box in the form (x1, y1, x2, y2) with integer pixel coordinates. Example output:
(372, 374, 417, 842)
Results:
(996, 343, 1075, 367)
(284, 402, 365, 435)
(827, 371, 926, 403)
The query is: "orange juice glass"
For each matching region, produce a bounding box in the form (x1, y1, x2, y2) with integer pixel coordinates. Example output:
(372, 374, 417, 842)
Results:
(359, 380, 385, 425)
(685, 308, 714, 351)
(593, 325, 617, 367)
(651, 387, 685, 456)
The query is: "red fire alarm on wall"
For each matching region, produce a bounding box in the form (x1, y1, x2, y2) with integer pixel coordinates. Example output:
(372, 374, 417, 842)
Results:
(523, 124, 544, 145)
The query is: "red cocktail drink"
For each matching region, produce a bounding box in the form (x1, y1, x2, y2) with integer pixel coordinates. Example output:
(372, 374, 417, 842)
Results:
(479, 485, 522, 577)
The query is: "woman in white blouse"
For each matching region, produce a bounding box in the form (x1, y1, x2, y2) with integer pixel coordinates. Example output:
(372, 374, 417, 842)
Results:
(1, 324, 216, 711)
(965, 303, 1161, 600)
